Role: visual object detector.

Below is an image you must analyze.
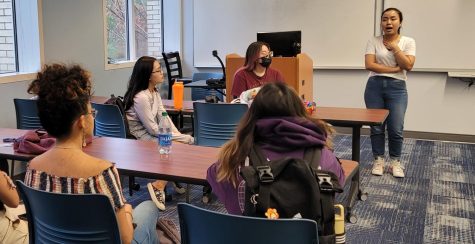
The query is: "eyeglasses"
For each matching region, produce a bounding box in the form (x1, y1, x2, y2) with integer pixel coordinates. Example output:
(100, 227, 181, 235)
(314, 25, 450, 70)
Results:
(85, 109, 98, 119)
(260, 51, 274, 58)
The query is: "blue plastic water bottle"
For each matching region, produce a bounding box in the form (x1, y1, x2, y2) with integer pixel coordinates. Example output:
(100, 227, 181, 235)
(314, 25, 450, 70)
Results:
(158, 112, 172, 155)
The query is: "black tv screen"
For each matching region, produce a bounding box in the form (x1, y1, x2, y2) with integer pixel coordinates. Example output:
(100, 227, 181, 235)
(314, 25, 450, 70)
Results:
(257, 31, 301, 57)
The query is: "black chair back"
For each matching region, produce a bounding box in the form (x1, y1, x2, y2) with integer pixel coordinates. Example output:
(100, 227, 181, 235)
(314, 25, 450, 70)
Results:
(162, 51, 191, 99)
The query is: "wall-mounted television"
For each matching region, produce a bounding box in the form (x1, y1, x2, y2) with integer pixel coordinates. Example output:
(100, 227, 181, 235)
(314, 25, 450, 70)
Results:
(257, 31, 301, 57)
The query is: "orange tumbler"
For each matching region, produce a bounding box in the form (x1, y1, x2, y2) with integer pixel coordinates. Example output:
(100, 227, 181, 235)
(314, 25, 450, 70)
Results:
(172, 80, 184, 110)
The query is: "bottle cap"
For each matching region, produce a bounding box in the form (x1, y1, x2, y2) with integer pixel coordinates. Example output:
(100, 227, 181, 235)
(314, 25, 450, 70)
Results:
(162, 111, 168, 116)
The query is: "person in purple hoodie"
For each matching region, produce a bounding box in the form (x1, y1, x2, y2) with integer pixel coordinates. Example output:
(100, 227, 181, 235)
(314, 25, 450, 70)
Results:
(207, 82, 345, 215)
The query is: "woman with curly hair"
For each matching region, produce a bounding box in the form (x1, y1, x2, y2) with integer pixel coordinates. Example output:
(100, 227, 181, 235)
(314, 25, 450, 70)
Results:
(25, 63, 160, 244)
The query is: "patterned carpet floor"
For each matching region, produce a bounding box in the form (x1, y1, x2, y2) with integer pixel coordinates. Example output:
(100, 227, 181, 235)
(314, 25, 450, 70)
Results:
(124, 135, 475, 244)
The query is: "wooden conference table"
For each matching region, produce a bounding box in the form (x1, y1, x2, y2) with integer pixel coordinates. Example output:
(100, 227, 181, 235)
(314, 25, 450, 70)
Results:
(0, 127, 359, 220)
(0, 128, 218, 202)
(91, 96, 388, 162)
(160, 99, 388, 162)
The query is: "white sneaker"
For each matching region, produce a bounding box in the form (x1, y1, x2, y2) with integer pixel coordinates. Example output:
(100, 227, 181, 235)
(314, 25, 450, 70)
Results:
(147, 183, 166, 210)
(389, 159, 405, 178)
(371, 156, 384, 176)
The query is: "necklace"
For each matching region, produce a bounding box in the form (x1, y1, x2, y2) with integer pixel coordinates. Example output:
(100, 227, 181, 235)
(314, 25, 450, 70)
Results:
(54, 146, 82, 150)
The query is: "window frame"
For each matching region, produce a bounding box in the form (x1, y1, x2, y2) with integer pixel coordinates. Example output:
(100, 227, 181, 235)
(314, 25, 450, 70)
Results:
(0, 0, 44, 84)
(103, 0, 164, 71)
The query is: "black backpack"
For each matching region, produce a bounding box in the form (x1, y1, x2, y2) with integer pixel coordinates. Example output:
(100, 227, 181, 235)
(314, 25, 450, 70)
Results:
(240, 145, 342, 244)
(104, 94, 136, 139)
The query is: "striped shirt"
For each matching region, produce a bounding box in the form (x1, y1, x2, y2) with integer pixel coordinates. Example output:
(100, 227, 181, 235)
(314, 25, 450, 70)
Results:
(24, 165, 126, 209)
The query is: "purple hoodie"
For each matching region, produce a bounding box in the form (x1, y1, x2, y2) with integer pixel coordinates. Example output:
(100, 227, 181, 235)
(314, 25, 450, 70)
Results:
(207, 117, 345, 215)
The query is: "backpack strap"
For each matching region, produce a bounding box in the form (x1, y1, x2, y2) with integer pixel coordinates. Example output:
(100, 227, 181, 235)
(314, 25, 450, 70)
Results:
(305, 147, 336, 236)
(249, 145, 274, 183)
(303, 146, 322, 171)
(249, 145, 268, 167)
(248, 145, 274, 213)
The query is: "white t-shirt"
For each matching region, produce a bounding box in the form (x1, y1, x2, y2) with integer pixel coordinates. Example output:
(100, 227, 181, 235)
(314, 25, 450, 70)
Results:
(365, 35, 416, 81)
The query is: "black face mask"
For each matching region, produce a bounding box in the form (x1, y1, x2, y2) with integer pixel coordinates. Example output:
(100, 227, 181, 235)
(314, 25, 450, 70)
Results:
(259, 56, 272, 68)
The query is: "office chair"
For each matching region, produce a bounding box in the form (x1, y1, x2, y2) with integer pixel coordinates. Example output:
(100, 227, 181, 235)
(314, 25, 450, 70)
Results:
(178, 203, 319, 244)
(191, 72, 224, 101)
(192, 102, 247, 202)
(16, 181, 121, 244)
(14, 98, 42, 130)
(162, 51, 192, 99)
(193, 102, 248, 147)
(92, 102, 140, 196)
(11, 98, 42, 177)
(92, 103, 127, 138)
(172, 72, 223, 136)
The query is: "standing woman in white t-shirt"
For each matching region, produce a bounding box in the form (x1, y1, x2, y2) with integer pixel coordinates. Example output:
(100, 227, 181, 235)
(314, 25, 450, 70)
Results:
(364, 7, 416, 178)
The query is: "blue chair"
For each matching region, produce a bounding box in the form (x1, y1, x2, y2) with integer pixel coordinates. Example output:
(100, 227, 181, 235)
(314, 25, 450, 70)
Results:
(16, 181, 121, 244)
(14, 98, 42, 130)
(193, 102, 248, 147)
(11, 98, 42, 177)
(92, 103, 127, 138)
(178, 203, 319, 244)
(92, 102, 140, 195)
(191, 72, 224, 101)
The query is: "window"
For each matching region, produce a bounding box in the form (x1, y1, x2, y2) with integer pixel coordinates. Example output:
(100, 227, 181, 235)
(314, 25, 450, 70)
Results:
(0, 0, 16, 74)
(104, 0, 163, 66)
(0, 0, 41, 77)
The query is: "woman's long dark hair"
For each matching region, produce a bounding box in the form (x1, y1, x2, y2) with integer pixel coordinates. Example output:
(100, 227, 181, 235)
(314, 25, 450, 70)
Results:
(217, 82, 333, 186)
(124, 56, 157, 111)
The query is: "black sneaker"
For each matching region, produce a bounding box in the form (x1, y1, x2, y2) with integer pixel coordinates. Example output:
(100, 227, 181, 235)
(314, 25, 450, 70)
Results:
(173, 182, 186, 194)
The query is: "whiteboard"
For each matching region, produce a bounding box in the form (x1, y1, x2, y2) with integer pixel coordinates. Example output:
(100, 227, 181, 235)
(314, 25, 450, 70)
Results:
(384, 0, 475, 71)
(193, 0, 376, 68)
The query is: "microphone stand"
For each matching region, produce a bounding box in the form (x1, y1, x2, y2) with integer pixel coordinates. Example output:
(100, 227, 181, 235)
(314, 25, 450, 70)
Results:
(205, 50, 226, 102)
(206, 50, 226, 88)
(212, 50, 226, 82)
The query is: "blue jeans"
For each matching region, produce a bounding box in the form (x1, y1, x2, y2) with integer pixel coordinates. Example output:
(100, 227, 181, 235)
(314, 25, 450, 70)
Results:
(364, 76, 408, 160)
(132, 200, 160, 244)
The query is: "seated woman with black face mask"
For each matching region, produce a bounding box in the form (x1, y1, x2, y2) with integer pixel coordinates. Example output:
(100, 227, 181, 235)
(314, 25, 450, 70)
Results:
(231, 41, 285, 98)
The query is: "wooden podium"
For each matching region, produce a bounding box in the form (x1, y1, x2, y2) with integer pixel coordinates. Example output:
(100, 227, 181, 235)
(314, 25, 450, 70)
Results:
(225, 53, 314, 102)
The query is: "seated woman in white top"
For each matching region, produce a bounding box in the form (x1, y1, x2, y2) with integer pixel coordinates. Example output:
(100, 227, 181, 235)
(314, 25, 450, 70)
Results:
(124, 56, 193, 210)
(124, 56, 193, 144)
